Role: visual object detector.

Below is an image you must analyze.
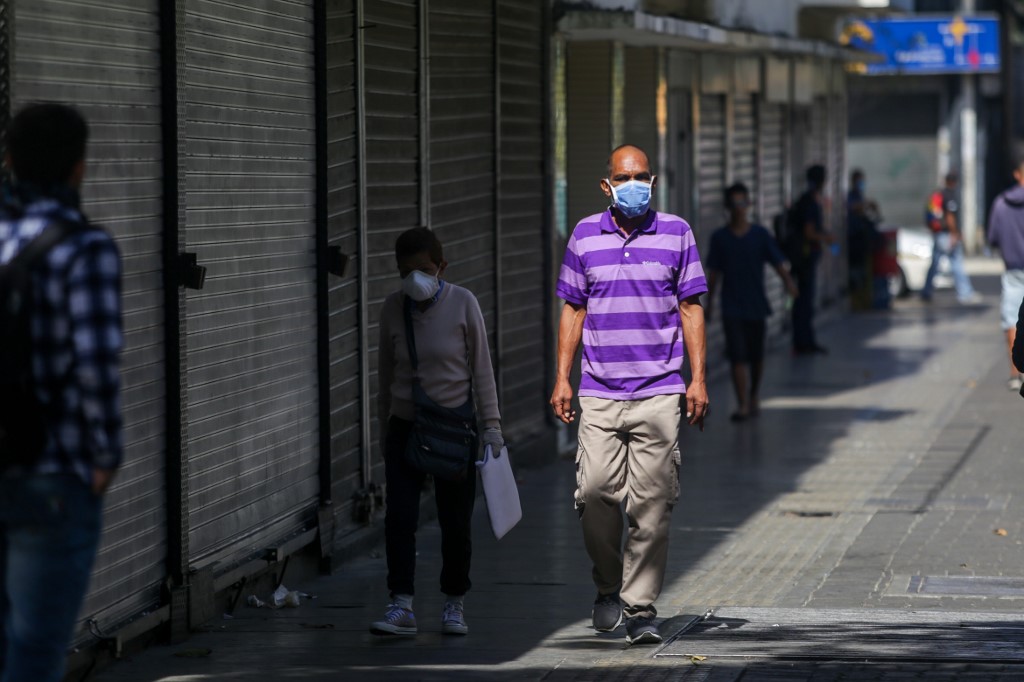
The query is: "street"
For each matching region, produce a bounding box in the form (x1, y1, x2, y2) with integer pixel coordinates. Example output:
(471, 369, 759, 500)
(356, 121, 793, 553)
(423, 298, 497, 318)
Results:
(95, 262, 1024, 681)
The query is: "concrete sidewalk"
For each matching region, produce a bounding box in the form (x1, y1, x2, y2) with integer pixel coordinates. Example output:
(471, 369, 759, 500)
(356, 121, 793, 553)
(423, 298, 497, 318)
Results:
(98, 273, 1024, 681)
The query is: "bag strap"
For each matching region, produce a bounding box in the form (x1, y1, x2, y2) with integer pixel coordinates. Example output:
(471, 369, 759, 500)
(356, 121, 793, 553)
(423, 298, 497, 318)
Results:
(3, 217, 79, 274)
(402, 296, 419, 374)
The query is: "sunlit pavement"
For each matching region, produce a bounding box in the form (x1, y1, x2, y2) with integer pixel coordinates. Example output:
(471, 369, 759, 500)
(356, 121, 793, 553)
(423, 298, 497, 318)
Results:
(98, 262, 1024, 681)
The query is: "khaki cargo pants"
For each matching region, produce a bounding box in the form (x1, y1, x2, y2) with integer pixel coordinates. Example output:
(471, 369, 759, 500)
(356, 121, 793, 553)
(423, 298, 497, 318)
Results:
(575, 394, 682, 619)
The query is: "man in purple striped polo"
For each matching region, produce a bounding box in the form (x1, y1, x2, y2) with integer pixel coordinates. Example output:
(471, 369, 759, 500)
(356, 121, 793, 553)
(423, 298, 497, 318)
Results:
(549, 144, 708, 645)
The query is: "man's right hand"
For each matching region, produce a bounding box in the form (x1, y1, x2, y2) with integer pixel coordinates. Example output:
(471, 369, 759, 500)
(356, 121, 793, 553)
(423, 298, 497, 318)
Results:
(549, 379, 576, 424)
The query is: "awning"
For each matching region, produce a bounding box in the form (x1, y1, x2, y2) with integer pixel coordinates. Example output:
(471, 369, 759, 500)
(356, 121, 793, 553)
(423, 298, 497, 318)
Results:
(556, 9, 881, 63)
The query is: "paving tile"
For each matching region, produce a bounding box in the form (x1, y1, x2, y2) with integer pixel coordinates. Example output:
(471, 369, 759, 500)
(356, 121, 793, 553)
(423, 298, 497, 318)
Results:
(97, 276, 1024, 681)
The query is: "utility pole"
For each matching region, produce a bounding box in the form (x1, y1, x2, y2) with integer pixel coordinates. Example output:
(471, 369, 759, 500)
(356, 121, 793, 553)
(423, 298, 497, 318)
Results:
(961, 0, 979, 253)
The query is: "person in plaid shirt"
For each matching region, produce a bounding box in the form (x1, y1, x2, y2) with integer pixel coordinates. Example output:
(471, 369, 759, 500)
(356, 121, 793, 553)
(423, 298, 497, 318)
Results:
(0, 103, 123, 682)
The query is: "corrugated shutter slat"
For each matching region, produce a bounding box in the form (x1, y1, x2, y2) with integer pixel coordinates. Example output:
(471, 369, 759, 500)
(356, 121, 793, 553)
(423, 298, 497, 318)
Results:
(364, 0, 420, 485)
(184, 0, 319, 567)
(325, 0, 363, 534)
(14, 0, 167, 638)
(498, 0, 546, 439)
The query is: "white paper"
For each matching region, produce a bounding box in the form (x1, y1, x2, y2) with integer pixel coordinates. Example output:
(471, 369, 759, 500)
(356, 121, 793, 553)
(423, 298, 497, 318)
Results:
(476, 445, 522, 540)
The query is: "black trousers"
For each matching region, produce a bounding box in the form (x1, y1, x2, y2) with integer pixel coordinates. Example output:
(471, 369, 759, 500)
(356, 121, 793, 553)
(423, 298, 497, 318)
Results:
(384, 416, 477, 597)
(791, 261, 818, 350)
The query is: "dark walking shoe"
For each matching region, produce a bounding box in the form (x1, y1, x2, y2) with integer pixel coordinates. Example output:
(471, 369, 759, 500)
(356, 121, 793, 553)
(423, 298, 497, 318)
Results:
(592, 592, 623, 632)
(369, 603, 417, 636)
(441, 600, 469, 636)
(625, 614, 663, 645)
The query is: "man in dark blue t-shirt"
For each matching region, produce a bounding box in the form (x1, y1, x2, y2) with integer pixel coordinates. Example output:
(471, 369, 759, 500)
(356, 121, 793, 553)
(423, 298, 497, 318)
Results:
(707, 182, 798, 422)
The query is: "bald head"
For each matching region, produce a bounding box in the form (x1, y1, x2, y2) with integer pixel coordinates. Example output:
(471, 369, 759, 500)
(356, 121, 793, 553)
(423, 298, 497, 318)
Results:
(607, 144, 651, 179)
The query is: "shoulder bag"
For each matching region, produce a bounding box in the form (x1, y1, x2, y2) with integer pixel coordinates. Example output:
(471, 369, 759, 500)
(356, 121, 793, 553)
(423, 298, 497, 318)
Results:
(402, 297, 477, 480)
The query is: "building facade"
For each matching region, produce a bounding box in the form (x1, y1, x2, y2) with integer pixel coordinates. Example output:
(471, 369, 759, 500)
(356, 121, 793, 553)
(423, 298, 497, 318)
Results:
(7, 0, 552, 654)
(0, 0, 873, 667)
(553, 4, 858, 370)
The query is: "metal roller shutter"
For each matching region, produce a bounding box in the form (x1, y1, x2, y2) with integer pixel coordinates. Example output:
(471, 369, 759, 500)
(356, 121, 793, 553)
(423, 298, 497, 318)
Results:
(624, 46, 657, 156)
(760, 103, 785, 222)
(697, 92, 726, 354)
(566, 42, 611, 227)
(791, 105, 811, 192)
(697, 93, 726, 244)
(325, 0, 363, 534)
(831, 93, 846, 245)
(14, 0, 168, 635)
(759, 102, 787, 340)
(362, 0, 420, 486)
(732, 94, 757, 202)
(808, 96, 831, 304)
(823, 94, 844, 303)
(806, 97, 828, 170)
(429, 0, 495, 336)
(183, 0, 319, 567)
(497, 0, 546, 440)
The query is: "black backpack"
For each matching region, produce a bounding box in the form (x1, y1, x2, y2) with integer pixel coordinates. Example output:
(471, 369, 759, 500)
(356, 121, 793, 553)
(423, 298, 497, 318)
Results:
(0, 219, 76, 470)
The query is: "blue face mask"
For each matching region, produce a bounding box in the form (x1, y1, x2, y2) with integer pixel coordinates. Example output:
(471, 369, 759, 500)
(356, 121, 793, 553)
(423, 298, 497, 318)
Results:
(608, 179, 653, 218)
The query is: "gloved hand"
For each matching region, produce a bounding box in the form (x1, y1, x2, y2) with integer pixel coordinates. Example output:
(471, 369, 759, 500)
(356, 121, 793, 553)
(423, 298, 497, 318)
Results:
(482, 426, 504, 454)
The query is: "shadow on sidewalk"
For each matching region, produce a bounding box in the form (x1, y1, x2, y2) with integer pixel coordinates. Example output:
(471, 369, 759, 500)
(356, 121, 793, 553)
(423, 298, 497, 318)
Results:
(96, 281, 1003, 682)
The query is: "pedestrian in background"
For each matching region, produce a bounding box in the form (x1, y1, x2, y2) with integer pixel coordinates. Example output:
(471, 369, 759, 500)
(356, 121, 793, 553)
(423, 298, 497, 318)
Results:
(706, 182, 798, 421)
(922, 171, 981, 304)
(371, 227, 503, 638)
(846, 169, 882, 310)
(0, 104, 123, 682)
(987, 156, 1024, 391)
(786, 164, 834, 355)
(549, 144, 708, 645)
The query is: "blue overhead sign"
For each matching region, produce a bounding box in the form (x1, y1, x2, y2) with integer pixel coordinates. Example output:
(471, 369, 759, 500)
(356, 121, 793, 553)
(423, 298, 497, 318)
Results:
(840, 15, 1000, 75)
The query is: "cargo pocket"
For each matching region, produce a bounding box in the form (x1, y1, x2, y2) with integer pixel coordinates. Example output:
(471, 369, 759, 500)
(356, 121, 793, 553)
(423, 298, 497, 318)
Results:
(574, 445, 587, 517)
(669, 446, 681, 507)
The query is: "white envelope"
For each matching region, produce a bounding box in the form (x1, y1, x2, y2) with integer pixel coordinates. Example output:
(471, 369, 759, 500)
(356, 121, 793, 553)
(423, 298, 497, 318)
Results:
(476, 445, 522, 540)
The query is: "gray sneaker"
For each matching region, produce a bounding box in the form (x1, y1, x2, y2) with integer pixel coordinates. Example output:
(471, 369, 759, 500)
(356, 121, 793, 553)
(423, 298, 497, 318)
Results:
(592, 592, 622, 632)
(370, 603, 417, 636)
(625, 614, 662, 645)
(441, 601, 468, 636)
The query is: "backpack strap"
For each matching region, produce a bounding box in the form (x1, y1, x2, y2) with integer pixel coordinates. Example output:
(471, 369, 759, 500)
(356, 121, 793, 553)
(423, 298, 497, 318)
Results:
(3, 217, 79, 273)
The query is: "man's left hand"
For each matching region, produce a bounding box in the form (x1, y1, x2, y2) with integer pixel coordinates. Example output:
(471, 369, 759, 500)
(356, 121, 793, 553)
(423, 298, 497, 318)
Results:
(685, 382, 709, 431)
(92, 468, 116, 496)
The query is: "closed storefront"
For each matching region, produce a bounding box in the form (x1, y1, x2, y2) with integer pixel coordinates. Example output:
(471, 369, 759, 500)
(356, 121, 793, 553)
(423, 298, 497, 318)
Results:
(14, 0, 168, 635)
(496, 0, 548, 438)
(697, 92, 726, 242)
(325, 0, 363, 533)
(183, 0, 319, 567)
(760, 100, 788, 338)
(5, 0, 553, 664)
(731, 57, 760, 199)
(429, 0, 496, 342)
(361, 0, 421, 490)
(565, 42, 611, 226)
(732, 94, 757, 194)
(697, 58, 727, 352)
(761, 56, 791, 340)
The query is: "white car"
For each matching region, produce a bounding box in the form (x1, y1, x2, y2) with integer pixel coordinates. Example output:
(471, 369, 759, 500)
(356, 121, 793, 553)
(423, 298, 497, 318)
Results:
(888, 226, 952, 297)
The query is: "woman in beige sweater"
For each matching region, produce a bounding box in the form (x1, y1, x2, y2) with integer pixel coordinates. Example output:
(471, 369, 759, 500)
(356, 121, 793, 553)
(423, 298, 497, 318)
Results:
(370, 227, 502, 638)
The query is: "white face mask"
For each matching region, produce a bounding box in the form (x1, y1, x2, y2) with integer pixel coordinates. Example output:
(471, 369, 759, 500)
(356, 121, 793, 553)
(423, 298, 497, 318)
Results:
(402, 270, 440, 302)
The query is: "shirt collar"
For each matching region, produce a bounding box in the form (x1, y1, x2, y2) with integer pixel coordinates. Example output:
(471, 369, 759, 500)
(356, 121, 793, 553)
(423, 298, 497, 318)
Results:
(599, 208, 657, 234)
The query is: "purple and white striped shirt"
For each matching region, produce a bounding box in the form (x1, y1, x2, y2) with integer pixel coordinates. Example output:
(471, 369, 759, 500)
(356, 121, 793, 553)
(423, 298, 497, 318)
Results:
(557, 209, 707, 400)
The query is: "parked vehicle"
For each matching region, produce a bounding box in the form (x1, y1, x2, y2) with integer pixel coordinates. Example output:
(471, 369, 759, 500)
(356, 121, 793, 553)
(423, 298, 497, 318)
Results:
(885, 226, 952, 297)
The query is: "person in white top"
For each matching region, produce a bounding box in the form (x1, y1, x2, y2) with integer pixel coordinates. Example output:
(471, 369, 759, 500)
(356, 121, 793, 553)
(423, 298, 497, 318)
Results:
(370, 227, 502, 638)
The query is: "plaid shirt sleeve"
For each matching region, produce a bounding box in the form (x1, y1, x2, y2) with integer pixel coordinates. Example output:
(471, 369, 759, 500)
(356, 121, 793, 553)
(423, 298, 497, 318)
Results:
(67, 233, 124, 471)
